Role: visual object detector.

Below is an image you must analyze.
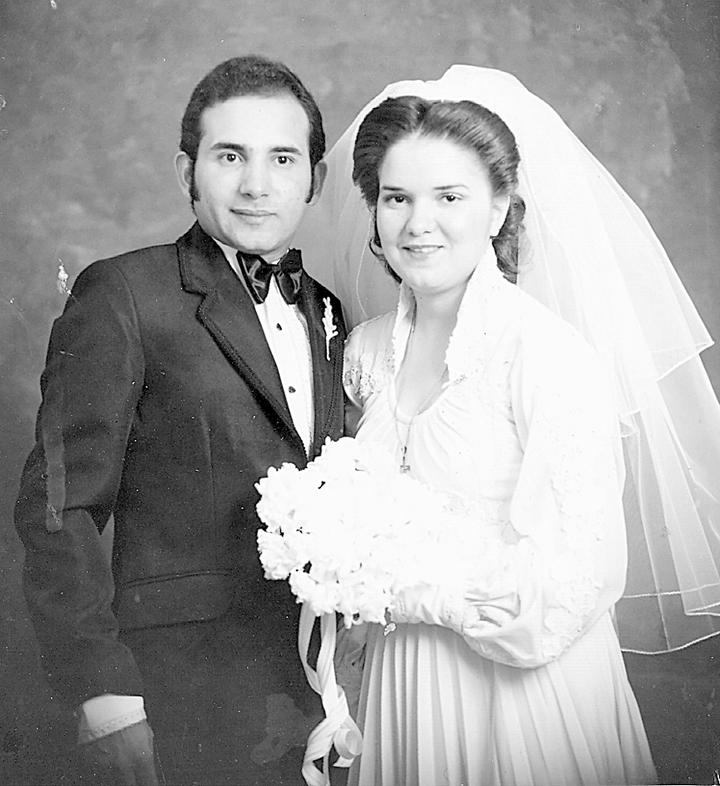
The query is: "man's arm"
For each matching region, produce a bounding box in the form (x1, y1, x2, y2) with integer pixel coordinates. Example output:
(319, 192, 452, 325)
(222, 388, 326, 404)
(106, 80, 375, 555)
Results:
(15, 259, 146, 705)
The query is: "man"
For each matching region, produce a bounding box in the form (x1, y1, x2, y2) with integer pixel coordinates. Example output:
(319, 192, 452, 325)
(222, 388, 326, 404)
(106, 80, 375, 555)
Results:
(15, 56, 346, 785)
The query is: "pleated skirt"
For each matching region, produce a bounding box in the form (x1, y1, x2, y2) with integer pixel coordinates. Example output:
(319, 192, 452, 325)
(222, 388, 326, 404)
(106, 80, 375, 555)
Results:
(347, 613, 656, 786)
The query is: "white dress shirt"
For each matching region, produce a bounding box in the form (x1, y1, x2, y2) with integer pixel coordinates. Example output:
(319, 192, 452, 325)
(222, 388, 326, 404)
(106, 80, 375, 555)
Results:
(221, 241, 315, 455)
(78, 240, 315, 743)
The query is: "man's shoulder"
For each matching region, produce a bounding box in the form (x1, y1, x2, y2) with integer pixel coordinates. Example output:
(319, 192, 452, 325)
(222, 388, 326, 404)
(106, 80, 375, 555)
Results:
(90, 239, 179, 275)
(74, 229, 194, 292)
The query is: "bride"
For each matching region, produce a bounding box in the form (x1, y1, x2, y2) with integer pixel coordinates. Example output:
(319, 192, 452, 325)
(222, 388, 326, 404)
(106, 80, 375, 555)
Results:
(294, 66, 720, 786)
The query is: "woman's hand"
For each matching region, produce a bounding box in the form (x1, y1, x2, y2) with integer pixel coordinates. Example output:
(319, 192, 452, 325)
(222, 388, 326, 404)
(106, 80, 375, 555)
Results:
(391, 583, 464, 632)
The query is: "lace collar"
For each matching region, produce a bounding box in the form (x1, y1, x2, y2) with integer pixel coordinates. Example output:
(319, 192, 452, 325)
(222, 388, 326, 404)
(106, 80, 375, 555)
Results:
(390, 244, 512, 382)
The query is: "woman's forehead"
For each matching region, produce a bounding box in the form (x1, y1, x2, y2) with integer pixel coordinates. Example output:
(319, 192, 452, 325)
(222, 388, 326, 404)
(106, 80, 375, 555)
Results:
(379, 134, 489, 183)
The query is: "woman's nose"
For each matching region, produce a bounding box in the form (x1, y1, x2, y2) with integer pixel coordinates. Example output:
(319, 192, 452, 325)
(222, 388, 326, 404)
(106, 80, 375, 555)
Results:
(405, 201, 435, 235)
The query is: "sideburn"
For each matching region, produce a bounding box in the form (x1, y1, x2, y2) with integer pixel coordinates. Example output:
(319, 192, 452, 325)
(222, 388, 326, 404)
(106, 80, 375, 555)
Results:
(188, 161, 316, 205)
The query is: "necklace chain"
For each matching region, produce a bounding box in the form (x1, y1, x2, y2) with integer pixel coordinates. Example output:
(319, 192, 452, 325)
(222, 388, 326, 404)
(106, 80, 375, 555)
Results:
(394, 316, 447, 473)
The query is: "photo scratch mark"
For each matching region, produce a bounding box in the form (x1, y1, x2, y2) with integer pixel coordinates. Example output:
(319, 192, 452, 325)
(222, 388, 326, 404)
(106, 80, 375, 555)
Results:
(2, 291, 38, 359)
(57, 261, 71, 296)
(3, 292, 30, 325)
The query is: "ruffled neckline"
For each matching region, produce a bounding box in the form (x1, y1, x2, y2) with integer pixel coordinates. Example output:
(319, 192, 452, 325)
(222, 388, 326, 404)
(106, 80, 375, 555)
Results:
(390, 244, 511, 383)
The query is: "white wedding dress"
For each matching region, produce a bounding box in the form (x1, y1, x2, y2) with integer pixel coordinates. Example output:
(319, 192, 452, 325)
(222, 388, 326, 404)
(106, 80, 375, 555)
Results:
(340, 249, 657, 786)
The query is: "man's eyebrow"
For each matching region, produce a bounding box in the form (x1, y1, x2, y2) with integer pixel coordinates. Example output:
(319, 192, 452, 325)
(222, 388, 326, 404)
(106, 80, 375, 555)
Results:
(208, 142, 305, 155)
(270, 145, 305, 155)
(209, 142, 248, 152)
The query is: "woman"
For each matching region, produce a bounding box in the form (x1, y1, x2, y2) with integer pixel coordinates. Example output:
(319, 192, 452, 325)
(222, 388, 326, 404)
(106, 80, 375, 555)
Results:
(293, 66, 720, 785)
(332, 93, 655, 786)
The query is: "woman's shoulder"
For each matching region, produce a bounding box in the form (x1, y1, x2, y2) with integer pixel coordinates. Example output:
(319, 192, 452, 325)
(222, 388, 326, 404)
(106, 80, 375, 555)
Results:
(345, 310, 396, 356)
(515, 288, 597, 359)
(343, 311, 396, 405)
(510, 286, 608, 396)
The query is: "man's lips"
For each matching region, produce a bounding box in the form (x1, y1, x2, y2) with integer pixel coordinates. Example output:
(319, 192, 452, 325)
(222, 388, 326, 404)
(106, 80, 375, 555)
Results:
(231, 208, 275, 217)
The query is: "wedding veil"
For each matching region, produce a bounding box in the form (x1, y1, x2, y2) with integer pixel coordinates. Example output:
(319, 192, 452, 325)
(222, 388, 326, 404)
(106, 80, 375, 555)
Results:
(294, 65, 720, 654)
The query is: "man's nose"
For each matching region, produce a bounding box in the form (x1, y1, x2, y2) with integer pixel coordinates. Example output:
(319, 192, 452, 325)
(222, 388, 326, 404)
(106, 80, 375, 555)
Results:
(239, 160, 269, 198)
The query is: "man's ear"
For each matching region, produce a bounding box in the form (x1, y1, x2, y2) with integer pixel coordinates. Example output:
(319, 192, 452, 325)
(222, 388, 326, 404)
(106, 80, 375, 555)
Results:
(174, 151, 194, 201)
(307, 161, 328, 205)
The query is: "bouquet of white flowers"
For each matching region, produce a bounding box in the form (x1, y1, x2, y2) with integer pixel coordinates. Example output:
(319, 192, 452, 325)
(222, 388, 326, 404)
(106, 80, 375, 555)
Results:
(256, 436, 482, 628)
(255, 436, 496, 785)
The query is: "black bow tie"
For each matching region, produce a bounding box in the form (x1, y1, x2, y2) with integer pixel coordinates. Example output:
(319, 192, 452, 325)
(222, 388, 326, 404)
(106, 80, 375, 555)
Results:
(236, 249, 303, 305)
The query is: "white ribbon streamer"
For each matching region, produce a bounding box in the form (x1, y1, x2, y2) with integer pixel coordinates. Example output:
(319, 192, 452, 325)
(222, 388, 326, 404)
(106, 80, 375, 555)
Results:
(298, 604, 363, 785)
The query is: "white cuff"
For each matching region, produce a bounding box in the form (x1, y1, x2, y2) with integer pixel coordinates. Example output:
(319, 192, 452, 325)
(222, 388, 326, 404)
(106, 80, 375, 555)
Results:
(77, 694, 146, 744)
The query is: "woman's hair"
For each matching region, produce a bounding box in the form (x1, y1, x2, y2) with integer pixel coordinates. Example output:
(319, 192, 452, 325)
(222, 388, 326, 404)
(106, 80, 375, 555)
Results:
(352, 96, 525, 282)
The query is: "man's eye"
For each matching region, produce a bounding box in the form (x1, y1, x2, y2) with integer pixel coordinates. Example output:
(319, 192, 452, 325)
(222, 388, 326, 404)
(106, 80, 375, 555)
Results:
(222, 153, 238, 163)
(276, 155, 292, 165)
(442, 194, 459, 203)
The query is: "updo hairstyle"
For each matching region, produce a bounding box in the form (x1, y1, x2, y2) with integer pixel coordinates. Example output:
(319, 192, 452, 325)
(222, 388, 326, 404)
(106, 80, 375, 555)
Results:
(352, 96, 525, 283)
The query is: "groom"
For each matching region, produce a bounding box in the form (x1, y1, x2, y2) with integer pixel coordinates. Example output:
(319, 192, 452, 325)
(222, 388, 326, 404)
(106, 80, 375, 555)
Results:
(15, 56, 345, 785)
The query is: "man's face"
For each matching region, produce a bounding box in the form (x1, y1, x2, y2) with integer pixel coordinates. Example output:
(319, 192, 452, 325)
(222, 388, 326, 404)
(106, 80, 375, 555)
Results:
(176, 93, 323, 260)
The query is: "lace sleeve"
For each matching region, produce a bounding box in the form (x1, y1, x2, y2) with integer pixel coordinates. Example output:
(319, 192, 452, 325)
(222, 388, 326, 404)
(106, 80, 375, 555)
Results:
(449, 321, 627, 668)
(342, 316, 393, 409)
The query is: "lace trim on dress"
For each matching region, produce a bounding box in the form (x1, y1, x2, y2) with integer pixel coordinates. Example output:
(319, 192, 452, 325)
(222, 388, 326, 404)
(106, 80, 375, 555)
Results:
(454, 370, 614, 666)
(537, 387, 609, 661)
(343, 349, 393, 406)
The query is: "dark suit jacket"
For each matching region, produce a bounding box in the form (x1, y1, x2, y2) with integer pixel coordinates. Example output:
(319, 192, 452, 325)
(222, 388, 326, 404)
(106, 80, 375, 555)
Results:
(15, 223, 346, 709)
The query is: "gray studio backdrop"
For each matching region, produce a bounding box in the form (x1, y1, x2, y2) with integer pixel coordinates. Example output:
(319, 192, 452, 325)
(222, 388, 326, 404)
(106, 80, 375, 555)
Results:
(1, 1, 718, 784)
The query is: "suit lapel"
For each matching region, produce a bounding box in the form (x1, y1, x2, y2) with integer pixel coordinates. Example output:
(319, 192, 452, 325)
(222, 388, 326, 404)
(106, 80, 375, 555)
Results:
(300, 274, 345, 456)
(177, 224, 301, 448)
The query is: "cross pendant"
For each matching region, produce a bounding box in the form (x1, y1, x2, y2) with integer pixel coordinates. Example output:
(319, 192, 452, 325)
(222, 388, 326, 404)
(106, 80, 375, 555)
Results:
(400, 445, 411, 473)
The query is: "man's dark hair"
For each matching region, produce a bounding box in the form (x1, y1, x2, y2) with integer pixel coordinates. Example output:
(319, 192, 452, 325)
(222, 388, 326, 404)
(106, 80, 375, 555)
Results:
(181, 55, 326, 201)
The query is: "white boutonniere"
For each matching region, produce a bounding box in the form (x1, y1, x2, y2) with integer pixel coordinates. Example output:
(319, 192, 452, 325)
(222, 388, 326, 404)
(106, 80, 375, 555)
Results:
(322, 297, 338, 361)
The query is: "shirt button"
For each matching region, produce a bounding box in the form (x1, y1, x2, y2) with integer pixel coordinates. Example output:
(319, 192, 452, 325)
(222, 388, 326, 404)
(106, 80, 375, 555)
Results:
(288, 386, 296, 394)
(276, 323, 283, 331)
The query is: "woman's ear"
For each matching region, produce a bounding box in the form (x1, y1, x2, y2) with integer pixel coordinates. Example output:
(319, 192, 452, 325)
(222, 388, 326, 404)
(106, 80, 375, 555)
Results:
(490, 195, 511, 237)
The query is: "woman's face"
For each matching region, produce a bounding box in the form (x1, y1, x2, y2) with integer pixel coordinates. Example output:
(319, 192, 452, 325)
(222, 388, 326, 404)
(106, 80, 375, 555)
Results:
(376, 134, 508, 301)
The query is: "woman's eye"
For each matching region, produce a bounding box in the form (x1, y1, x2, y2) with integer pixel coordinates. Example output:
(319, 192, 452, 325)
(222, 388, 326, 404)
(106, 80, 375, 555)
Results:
(442, 194, 459, 203)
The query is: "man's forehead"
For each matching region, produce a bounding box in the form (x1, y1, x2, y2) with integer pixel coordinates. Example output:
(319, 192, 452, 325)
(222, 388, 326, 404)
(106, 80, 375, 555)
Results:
(198, 92, 310, 150)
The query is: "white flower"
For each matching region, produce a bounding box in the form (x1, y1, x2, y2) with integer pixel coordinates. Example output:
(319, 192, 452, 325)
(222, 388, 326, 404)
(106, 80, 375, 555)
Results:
(322, 297, 338, 361)
(255, 436, 497, 625)
(257, 530, 300, 579)
(289, 571, 340, 615)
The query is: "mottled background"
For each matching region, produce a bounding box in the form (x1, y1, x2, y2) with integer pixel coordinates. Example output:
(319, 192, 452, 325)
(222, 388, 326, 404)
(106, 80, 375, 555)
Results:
(1, 1, 719, 783)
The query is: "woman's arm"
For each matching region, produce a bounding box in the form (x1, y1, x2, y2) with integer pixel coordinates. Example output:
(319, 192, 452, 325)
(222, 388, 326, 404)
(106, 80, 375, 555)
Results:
(394, 319, 627, 668)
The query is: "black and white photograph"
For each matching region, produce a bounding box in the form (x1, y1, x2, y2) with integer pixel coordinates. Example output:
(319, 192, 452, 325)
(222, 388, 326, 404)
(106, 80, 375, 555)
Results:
(1, 2, 719, 785)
